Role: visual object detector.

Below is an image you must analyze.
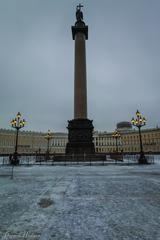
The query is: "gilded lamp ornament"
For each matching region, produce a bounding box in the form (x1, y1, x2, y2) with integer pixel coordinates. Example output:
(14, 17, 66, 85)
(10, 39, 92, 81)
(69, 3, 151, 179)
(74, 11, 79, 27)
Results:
(112, 130, 121, 153)
(10, 112, 26, 165)
(44, 130, 53, 159)
(131, 110, 147, 164)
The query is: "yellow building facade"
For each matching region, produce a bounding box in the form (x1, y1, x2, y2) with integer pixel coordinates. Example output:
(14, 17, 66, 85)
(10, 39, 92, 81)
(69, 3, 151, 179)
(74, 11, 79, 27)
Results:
(0, 126, 160, 155)
(94, 128, 160, 154)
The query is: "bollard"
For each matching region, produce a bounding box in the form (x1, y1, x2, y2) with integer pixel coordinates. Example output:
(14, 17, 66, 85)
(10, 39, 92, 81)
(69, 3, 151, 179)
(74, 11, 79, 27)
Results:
(10, 165, 14, 179)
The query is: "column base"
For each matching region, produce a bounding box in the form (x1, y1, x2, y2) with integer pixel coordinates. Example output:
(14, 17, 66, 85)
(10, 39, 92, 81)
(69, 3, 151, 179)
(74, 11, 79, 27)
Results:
(66, 118, 95, 154)
(10, 153, 19, 165)
(138, 152, 148, 164)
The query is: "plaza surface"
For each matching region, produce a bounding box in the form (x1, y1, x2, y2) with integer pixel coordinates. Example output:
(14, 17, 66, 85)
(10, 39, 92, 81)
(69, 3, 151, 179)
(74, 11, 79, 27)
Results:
(0, 163, 160, 240)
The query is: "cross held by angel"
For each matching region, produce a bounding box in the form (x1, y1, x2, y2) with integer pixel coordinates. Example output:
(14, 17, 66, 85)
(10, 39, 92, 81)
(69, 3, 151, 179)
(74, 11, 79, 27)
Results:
(76, 4, 84, 21)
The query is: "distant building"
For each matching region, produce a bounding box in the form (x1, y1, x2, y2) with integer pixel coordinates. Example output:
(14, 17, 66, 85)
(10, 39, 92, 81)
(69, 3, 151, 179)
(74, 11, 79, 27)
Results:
(116, 121, 132, 131)
(0, 129, 47, 154)
(0, 125, 160, 154)
(94, 127, 160, 154)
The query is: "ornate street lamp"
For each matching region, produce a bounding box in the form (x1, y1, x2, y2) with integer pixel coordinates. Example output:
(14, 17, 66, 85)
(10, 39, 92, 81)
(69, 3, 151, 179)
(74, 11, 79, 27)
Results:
(112, 130, 121, 153)
(44, 130, 53, 159)
(10, 112, 26, 165)
(131, 110, 147, 164)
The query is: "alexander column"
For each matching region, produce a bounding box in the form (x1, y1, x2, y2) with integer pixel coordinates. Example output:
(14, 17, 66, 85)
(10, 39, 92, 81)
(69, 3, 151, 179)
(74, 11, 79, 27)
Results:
(66, 4, 95, 154)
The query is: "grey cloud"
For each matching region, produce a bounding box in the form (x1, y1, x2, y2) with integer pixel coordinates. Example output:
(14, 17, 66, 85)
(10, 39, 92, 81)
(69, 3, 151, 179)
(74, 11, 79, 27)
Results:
(0, 0, 160, 132)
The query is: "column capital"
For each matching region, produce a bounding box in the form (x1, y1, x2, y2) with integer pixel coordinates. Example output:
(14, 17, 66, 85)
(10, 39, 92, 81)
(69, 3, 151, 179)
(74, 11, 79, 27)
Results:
(72, 24, 88, 40)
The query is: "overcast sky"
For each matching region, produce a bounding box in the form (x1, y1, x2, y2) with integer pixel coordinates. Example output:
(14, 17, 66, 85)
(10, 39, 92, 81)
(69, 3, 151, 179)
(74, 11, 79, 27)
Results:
(0, 0, 160, 133)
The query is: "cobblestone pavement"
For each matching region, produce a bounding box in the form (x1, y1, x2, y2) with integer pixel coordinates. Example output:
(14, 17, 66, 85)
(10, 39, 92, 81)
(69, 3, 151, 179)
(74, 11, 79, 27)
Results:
(0, 164, 160, 240)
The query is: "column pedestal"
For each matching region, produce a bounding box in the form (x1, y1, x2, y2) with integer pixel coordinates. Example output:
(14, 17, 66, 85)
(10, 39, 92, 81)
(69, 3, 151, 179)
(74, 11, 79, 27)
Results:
(66, 119, 95, 154)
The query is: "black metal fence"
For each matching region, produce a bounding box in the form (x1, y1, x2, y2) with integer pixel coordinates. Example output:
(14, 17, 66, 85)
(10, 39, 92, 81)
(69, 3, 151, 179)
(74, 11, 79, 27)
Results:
(0, 153, 156, 166)
(123, 154, 155, 164)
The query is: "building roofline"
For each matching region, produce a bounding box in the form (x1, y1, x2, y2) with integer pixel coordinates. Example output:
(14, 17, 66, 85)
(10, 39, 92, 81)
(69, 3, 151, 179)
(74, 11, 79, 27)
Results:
(0, 127, 159, 136)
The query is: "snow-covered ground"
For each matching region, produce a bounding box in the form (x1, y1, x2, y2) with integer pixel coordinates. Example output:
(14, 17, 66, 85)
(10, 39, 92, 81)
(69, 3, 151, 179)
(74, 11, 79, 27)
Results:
(0, 164, 160, 240)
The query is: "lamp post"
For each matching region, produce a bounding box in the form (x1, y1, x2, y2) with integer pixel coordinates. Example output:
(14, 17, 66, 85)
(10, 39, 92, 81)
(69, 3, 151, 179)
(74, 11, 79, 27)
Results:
(112, 130, 121, 153)
(131, 110, 147, 164)
(10, 112, 26, 165)
(44, 130, 53, 160)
